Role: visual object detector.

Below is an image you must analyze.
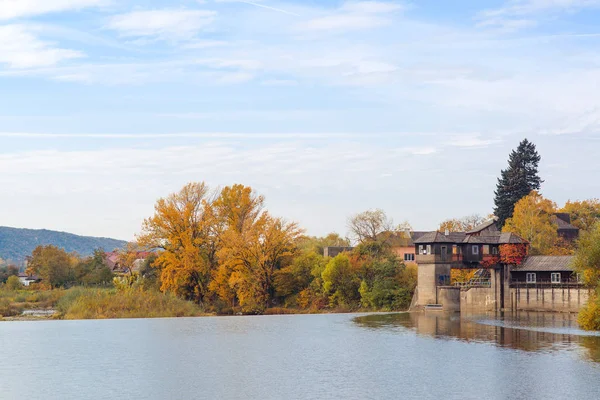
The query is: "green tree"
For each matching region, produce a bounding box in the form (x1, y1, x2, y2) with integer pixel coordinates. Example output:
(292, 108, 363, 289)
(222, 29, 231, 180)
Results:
(26, 245, 74, 288)
(0, 265, 19, 284)
(573, 222, 600, 330)
(5, 275, 23, 291)
(74, 249, 113, 286)
(494, 139, 543, 227)
(322, 254, 360, 307)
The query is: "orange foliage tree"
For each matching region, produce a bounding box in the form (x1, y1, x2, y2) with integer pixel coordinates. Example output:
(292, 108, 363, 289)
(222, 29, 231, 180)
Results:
(138, 182, 217, 303)
(499, 244, 528, 265)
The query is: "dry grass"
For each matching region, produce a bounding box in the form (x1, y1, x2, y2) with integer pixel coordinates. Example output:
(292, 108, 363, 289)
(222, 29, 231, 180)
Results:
(56, 288, 207, 320)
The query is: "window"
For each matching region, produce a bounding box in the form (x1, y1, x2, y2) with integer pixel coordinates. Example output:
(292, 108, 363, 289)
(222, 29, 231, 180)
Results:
(472, 245, 479, 255)
(426, 245, 432, 255)
(526, 273, 536, 283)
(483, 245, 490, 255)
(551, 273, 561, 283)
(404, 253, 415, 262)
(491, 246, 499, 255)
(419, 245, 424, 254)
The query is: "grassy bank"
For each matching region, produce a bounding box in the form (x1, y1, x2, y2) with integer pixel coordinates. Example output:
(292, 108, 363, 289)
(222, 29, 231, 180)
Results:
(57, 288, 206, 319)
(0, 287, 207, 320)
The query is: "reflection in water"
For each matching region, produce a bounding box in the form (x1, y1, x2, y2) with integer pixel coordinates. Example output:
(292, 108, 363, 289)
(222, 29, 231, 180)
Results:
(354, 312, 600, 363)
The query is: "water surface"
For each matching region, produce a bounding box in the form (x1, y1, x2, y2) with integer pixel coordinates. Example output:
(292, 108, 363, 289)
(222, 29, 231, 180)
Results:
(1, 312, 599, 400)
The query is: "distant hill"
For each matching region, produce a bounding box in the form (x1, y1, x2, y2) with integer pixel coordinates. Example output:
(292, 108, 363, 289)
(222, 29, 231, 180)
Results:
(0, 226, 128, 265)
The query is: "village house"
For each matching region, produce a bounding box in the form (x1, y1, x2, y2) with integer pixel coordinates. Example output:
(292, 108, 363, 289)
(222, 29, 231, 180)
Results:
(412, 217, 589, 313)
(322, 231, 428, 262)
(17, 273, 41, 287)
(104, 250, 154, 274)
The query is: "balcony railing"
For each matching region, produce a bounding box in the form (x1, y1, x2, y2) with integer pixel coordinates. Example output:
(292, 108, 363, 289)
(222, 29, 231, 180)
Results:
(415, 253, 500, 266)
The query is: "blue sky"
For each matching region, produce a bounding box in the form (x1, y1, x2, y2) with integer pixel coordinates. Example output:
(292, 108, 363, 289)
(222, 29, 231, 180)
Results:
(1, 0, 600, 240)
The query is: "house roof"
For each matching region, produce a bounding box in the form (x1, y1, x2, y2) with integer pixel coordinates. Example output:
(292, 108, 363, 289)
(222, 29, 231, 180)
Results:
(414, 231, 527, 245)
(466, 219, 498, 234)
(413, 231, 467, 244)
(377, 231, 432, 247)
(512, 255, 575, 272)
(552, 214, 579, 231)
(18, 273, 40, 280)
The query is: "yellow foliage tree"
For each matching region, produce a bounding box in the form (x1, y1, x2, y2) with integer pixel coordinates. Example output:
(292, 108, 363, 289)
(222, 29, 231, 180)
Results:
(503, 191, 558, 255)
(138, 182, 216, 302)
(208, 184, 265, 307)
(560, 199, 600, 233)
(438, 214, 490, 233)
(218, 214, 302, 313)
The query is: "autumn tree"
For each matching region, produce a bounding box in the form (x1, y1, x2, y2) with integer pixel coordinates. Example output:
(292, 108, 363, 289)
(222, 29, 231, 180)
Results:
(573, 222, 600, 330)
(494, 139, 543, 227)
(208, 184, 267, 308)
(439, 214, 489, 232)
(26, 245, 74, 288)
(503, 191, 557, 255)
(348, 209, 394, 244)
(138, 182, 216, 303)
(572, 222, 600, 285)
(560, 199, 600, 233)
(297, 233, 351, 257)
(219, 214, 301, 313)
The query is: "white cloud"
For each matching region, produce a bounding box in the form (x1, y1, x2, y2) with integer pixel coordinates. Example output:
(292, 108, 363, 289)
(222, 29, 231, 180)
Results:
(297, 1, 402, 32)
(447, 135, 502, 148)
(107, 9, 217, 40)
(341, 1, 405, 14)
(476, 0, 600, 30)
(216, 0, 301, 16)
(0, 0, 105, 20)
(0, 25, 82, 68)
(300, 14, 388, 32)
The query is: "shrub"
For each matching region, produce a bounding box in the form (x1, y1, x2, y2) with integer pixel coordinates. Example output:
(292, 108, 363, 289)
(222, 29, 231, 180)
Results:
(579, 289, 600, 331)
(57, 287, 206, 319)
(5, 276, 23, 291)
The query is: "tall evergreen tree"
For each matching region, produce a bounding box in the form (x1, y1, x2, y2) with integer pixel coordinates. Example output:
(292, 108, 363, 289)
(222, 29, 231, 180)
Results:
(494, 139, 542, 227)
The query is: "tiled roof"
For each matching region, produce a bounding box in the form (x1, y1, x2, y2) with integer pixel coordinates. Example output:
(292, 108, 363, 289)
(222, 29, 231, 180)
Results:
(552, 214, 579, 231)
(466, 219, 498, 234)
(413, 231, 467, 244)
(414, 231, 527, 245)
(498, 232, 528, 244)
(512, 255, 575, 272)
(376, 231, 433, 247)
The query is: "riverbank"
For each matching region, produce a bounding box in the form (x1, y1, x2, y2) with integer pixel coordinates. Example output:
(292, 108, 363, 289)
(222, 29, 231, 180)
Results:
(0, 287, 209, 320)
(0, 287, 409, 321)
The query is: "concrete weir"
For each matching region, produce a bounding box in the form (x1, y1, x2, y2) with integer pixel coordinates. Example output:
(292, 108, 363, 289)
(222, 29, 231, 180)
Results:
(416, 264, 591, 313)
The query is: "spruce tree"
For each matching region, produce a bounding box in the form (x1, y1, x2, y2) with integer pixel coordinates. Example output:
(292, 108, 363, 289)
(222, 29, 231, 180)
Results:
(494, 139, 542, 227)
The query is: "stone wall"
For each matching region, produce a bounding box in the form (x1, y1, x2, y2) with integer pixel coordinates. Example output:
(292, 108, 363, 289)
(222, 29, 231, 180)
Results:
(437, 287, 461, 312)
(460, 287, 497, 313)
(417, 263, 451, 305)
(509, 286, 592, 312)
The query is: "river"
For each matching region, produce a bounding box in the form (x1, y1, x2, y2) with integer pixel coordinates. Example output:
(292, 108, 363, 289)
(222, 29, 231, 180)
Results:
(0, 312, 599, 399)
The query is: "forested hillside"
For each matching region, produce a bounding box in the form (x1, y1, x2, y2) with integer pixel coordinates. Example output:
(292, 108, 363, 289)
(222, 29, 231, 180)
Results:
(0, 227, 127, 265)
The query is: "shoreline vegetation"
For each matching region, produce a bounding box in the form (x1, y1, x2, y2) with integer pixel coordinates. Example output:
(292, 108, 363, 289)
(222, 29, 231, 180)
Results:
(2, 182, 419, 321)
(0, 287, 410, 321)
(1, 156, 600, 326)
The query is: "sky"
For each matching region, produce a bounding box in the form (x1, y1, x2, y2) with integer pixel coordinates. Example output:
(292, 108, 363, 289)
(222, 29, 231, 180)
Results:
(1, 0, 600, 241)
